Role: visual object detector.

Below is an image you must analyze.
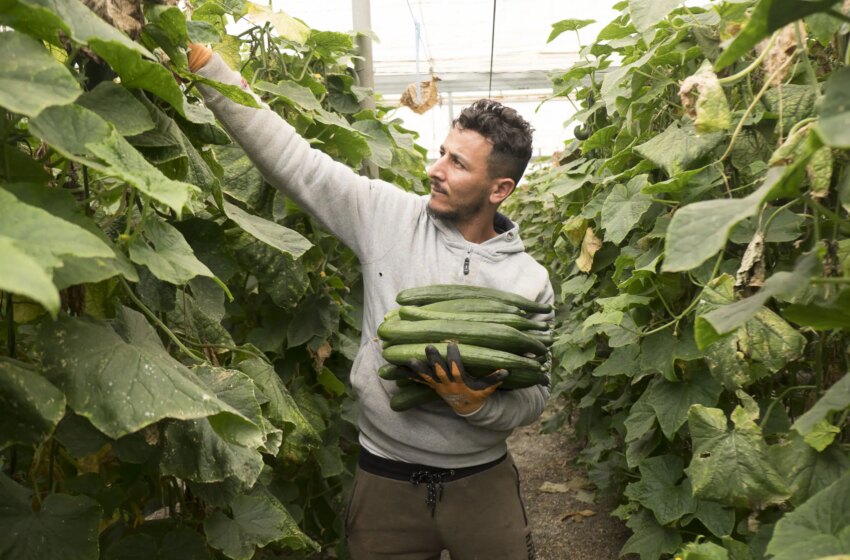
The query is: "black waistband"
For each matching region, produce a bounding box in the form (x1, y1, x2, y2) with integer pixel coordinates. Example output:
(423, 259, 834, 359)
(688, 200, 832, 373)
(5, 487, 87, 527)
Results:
(358, 448, 506, 483)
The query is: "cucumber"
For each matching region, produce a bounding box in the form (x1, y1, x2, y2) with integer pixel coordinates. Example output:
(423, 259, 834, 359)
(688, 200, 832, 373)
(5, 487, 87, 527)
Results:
(396, 284, 552, 314)
(398, 306, 549, 331)
(378, 363, 415, 380)
(383, 307, 400, 322)
(377, 318, 547, 356)
(421, 298, 523, 315)
(390, 384, 441, 411)
(382, 342, 545, 377)
(526, 330, 555, 347)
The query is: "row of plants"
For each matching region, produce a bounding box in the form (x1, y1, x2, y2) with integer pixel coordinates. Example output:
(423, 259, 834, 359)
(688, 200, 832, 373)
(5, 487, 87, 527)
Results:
(0, 0, 427, 558)
(504, 0, 850, 558)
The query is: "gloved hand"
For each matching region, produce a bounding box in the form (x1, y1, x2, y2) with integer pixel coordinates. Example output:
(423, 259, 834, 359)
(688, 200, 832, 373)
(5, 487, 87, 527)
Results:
(187, 43, 213, 73)
(407, 343, 507, 416)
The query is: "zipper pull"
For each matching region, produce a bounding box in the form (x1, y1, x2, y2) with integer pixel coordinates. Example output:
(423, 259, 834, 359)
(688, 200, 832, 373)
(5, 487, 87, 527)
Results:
(463, 257, 470, 275)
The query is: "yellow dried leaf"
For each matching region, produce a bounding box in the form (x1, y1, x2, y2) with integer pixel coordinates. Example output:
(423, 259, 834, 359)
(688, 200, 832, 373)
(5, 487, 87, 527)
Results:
(576, 227, 602, 273)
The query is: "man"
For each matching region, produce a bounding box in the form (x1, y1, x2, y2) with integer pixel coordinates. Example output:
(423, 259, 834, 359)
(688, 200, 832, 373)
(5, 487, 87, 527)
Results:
(189, 44, 552, 559)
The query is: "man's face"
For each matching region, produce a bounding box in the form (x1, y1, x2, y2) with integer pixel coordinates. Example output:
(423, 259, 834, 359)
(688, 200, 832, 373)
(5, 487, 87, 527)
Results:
(426, 127, 495, 222)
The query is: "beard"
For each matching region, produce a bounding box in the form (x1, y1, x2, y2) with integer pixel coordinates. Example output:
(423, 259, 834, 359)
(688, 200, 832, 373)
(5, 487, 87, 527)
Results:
(427, 184, 488, 223)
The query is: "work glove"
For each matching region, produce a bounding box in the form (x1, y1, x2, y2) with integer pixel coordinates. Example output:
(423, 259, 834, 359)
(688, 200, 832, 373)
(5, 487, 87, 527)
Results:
(187, 43, 213, 73)
(407, 343, 507, 416)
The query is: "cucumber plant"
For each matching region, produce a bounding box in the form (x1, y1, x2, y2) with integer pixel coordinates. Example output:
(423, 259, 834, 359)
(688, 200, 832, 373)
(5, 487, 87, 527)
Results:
(0, 0, 426, 558)
(505, 0, 850, 557)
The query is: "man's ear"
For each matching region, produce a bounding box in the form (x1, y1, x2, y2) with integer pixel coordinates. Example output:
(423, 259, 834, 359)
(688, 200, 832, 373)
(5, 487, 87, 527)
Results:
(490, 177, 516, 205)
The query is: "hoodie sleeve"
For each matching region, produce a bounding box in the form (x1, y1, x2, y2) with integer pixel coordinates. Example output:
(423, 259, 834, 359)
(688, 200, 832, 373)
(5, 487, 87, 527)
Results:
(195, 54, 419, 263)
(460, 279, 555, 432)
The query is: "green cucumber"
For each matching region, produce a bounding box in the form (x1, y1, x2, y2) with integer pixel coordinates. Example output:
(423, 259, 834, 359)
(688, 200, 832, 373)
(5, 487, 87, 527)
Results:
(398, 306, 549, 331)
(390, 384, 441, 411)
(377, 318, 547, 356)
(396, 284, 552, 314)
(526, 330, 555, 347)
(421, 298, 523, 315)
(378, 363, 414, 380)
(382, 342, 545, 377)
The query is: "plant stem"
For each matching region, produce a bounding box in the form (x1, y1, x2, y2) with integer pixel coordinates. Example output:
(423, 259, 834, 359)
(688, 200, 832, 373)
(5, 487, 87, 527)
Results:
(718, 32, 778, 86)
(795, 22, 820, 92)
(815, 335, 825, 396)
(760, 384, 816, 429)
(120, 278, 205, 363)
(718, 54, 797, 164)
(5, 292, 14, 359)
(806, 198, 850, 235)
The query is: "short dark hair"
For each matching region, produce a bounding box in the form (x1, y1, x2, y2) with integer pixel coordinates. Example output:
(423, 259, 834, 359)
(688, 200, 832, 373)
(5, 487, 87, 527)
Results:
(453, 99, 534, 184)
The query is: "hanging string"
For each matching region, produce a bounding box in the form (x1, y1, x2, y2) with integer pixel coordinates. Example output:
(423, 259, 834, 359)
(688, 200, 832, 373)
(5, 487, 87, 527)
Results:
(487, 0, 497, 99)
(415, 20, 421, 102)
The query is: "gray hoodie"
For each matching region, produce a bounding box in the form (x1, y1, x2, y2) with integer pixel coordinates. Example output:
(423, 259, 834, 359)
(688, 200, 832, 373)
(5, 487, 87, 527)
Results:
(198, 55, 554, 468)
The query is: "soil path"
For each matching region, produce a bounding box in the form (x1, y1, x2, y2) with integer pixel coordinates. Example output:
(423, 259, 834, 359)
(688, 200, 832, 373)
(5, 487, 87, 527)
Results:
(504, 412, 634, 560)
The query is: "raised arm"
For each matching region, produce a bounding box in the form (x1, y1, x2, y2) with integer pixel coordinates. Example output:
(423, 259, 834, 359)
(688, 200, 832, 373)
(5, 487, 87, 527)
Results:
(189, 46, 418, 261)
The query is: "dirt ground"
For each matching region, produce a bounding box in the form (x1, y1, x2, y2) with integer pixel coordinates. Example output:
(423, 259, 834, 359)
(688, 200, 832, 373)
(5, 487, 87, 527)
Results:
(504, 415, 634, 560)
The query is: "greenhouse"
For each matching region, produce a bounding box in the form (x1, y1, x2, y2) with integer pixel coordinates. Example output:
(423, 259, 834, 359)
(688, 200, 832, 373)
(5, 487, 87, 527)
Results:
(1, 0, 850, 559)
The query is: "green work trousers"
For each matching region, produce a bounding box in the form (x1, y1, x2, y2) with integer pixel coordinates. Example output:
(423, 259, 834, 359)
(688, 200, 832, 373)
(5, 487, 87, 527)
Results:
(345, 453, 536, 560)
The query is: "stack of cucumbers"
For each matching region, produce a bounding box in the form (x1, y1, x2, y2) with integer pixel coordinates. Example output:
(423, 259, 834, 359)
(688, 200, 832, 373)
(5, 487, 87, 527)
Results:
(377, 284, 555, 411)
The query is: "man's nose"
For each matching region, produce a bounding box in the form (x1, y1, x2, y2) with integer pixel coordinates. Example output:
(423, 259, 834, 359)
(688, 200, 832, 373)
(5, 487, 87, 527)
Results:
(427, 157, 443, 179)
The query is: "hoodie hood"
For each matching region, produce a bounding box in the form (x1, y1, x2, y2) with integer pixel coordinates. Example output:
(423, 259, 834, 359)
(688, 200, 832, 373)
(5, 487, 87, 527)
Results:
(425, 198, 526, 261)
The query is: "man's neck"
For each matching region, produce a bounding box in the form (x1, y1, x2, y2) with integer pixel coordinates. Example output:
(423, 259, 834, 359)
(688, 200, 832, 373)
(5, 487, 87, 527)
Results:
(453, 213, 498, 244)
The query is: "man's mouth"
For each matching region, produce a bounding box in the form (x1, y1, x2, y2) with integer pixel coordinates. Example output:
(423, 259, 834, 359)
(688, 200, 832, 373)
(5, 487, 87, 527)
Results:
(430, 183, 447, 195)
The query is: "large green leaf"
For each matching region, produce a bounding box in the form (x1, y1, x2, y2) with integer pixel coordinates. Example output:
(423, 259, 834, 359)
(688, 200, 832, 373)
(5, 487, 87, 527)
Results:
(715, 0, 841, 71)
(697, 275, 807, 388)
(35, 308, 261, 444)
(2, 182, 138, 288)
(230, 233, 309, 308)
(642, 372, 723, 439)
(0, 357, 65, 450)
(770, 434, 850, 506)
(815, 67, 850, 149)
(353, 119, 395, 168)
(0, 473, 102, 560)
(687, 404, 790, 508)
(601, 175, 653, 245)
(629, 0, 683, 33)
(0, 186, 115, 314)
(75, 82, 155, 137)
(634, 122, 724, 177)
(639, 326, 702, 382)
(601, 43, 661, 112)
(0, 0, 153, 57)
(624, 455, 693, 525)
(0, 31, 80, 118)
(159, 418, 264, 485)
(662, 169, 784, 272)
(29, 105, 198, 215)
(620, 509, 682, 560)
(236, 358, 320, 463)
(286, 295, 340, 348)
(129, 219, 220, 287)
(255, 80, 323, 112)
(244, 2, 310, 43)
(792, 372, 850, 436)
(547, 18, 596, 43)
(697, 252, 819, 342)
(215, 144, 267, 208)
(766, 472, 850, 560)
(0, 237, 60, 315)
(204, 494, 314, 560)
(223, 201, 312, 259)
(88, 38, 186, 116)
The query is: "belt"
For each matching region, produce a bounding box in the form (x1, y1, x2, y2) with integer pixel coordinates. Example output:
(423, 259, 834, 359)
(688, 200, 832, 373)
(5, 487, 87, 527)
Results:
(358, 448, 507, 515)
